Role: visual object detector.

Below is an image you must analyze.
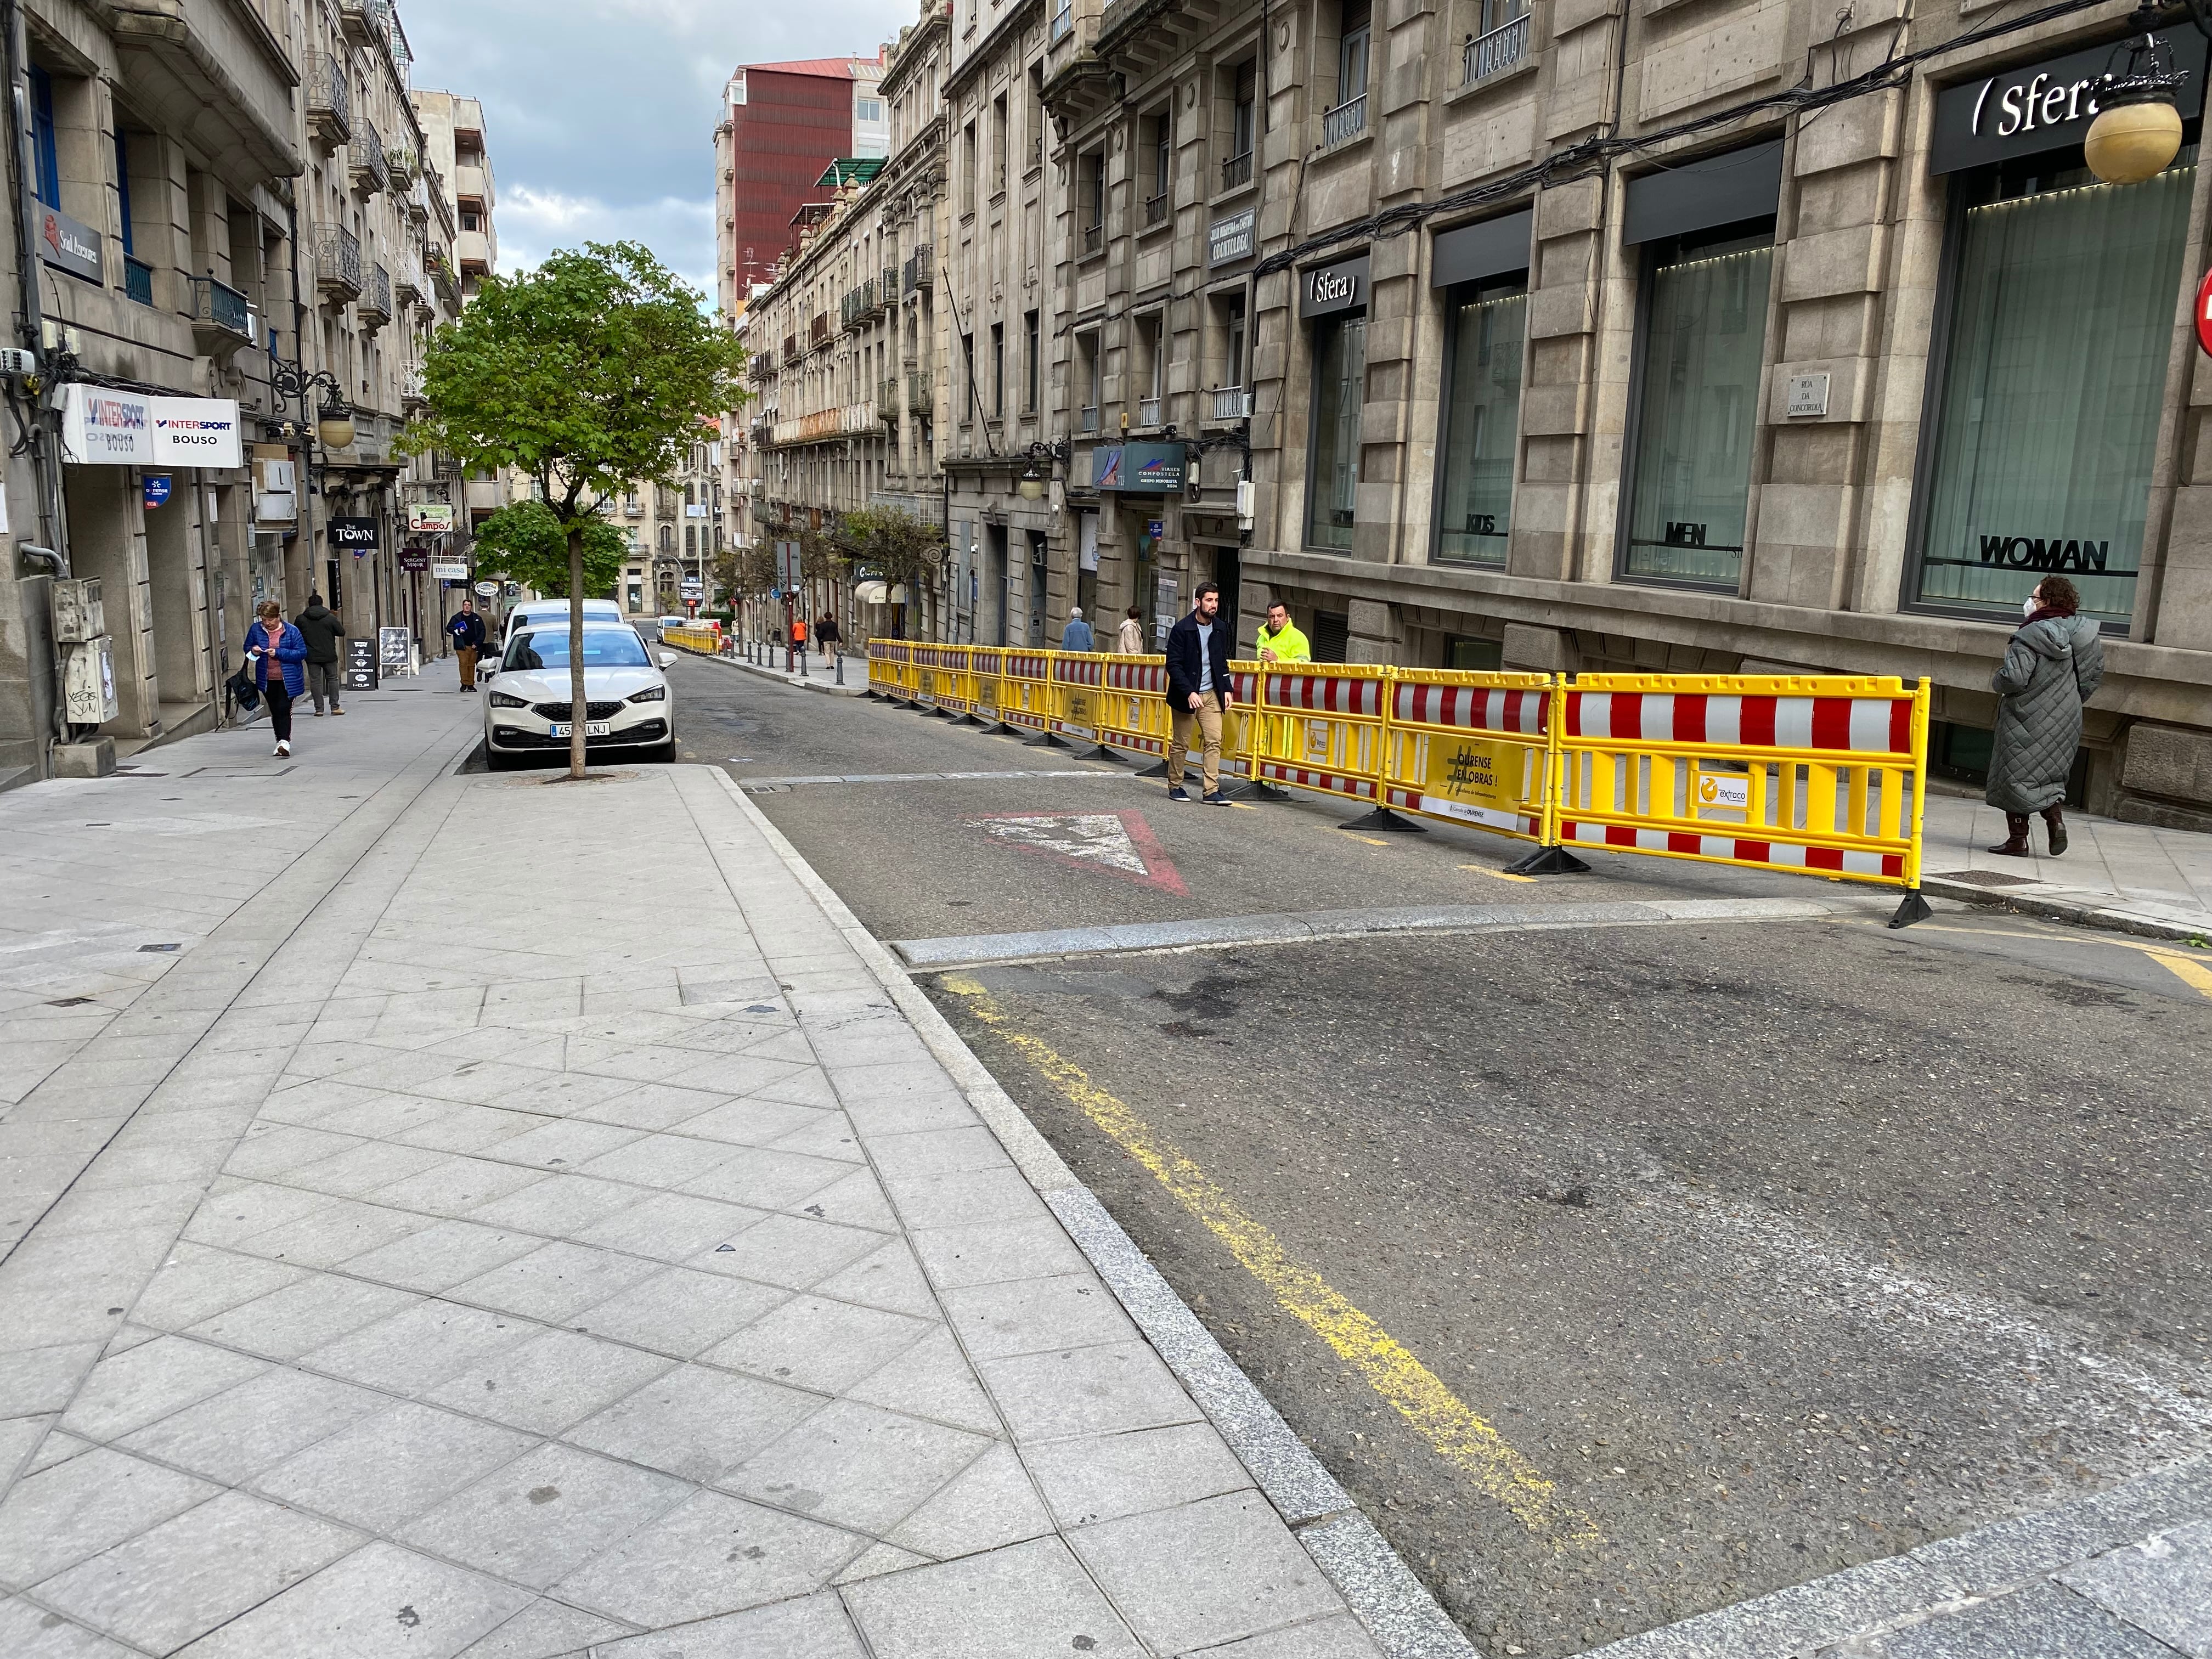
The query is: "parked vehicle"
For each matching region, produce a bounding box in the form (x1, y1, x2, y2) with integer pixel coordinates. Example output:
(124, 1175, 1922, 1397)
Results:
(506, 599, 625, 635)
(483, 620, 678, 768)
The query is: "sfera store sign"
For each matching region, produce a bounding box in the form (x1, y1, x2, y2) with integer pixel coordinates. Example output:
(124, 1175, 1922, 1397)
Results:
(1300, 252, 1370, 318)
(1931, 25, 2208, 173)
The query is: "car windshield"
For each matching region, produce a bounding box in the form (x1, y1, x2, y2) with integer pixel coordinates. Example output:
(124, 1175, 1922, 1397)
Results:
(505, 629, 651, 670)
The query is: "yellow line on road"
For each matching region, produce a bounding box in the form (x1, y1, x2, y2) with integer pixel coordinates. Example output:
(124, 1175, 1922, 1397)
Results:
(942, 975, 1598, 1545)
(1346, 834, 1389, 847)
(1462, 864, 1536, 883)
(1917, 923, 2212, 1001)
(2155, 951, 2212, 999)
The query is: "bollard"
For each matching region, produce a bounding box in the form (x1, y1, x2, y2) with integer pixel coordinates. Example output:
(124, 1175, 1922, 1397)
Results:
(834, 651, 845, 686)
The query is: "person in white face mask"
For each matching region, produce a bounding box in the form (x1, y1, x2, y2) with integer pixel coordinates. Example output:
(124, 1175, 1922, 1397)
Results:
(1984, 577, 2104, 858)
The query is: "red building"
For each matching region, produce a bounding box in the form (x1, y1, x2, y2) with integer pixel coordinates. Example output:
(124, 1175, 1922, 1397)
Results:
(716, 56, 885, 311)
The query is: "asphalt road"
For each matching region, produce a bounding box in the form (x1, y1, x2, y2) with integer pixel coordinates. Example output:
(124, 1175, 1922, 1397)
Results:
(669, 656, 2212, 1656)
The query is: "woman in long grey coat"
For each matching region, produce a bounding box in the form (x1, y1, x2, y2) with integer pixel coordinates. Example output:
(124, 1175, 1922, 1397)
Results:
(1986, 575, 2103, 857)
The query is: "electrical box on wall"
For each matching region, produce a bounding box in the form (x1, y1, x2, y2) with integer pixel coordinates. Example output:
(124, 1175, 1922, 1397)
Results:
(53, 578, 104, 642)
(1237, 479, 1255, 529)
(64, 637, 117, 725)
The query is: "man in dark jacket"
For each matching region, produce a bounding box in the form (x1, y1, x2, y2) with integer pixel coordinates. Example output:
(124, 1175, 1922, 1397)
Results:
(296, 592, 345, 716)
(445, 599, 487, 691)
(1164, 582, 1234, 804)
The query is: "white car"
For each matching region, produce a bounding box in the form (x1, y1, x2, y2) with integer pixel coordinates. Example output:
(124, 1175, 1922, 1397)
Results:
(483, 620, 678, 769)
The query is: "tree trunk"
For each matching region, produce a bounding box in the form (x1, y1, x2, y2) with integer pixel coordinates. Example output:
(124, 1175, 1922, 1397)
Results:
(567, 524, 587, 780)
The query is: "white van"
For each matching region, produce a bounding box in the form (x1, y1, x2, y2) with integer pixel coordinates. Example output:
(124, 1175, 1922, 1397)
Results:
(506, 599, 623, 635)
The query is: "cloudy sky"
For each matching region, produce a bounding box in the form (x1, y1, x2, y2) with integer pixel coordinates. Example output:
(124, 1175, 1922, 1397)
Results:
(402, 0, 913, 301)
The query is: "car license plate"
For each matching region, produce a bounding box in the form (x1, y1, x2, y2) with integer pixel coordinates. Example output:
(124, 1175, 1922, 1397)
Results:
(549, 723, 611, 737)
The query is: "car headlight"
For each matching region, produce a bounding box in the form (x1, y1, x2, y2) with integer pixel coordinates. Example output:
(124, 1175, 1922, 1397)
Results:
(488, 690, 529, 709)
(628, 685, 667, 704)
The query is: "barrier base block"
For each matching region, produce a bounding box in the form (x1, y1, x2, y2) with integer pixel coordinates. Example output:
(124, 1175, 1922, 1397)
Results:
(1502, 844, 1591, 876)
(1132, 759, 1170, 777)
(1081, 743, 1132, 765)
(1244, 780, 1294, 802)
(1339, 806, 1427, 835)
(1024, 730, 1077, 750)
(1887, 888, 1933, 930)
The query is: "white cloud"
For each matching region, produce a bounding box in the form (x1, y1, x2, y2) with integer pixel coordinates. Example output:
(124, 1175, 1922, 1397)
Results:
(402, 0, 911, 301)
(497, 186, 715, 297)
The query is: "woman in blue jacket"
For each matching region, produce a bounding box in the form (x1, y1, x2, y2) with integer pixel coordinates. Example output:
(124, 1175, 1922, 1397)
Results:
(245, 599, 308, 757)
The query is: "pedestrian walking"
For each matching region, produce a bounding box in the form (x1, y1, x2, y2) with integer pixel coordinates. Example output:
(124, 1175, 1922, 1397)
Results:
(296, 592, 346, 715)
(815, 612, 842, 656)
(1061, 607, 1094, 652)
(1254, 601, 1311, 664)
(1115, 606, 1146, 655)
(1164, 582, 1234, 805)
(244, 600, 306, 758)
(445, 599, 487, 691)
(1985, 575, 2103, 857)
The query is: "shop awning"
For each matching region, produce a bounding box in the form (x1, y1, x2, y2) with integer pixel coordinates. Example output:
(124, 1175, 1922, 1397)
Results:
(854, 581, 906, 605)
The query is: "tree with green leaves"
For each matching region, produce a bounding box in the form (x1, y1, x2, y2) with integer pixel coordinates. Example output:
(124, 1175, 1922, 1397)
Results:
(828, 505, 945, 637)
(400, 242, 747, 776)
(472, 501, 628, 600)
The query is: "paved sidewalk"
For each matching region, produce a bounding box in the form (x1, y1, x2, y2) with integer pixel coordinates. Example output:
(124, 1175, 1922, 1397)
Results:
(0, 667, 484, 1254)
(1918, 793, 2212, 940)
(0, 697, 1441, 1657)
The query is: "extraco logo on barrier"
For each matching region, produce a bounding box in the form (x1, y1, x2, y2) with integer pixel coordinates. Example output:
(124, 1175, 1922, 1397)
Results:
(1697, 774, 1751, 810)
(1977, 533, 2109, 572)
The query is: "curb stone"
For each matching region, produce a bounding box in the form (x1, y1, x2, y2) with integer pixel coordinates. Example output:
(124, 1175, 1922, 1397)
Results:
(669, 645, 868, 696)
(1920, 874, 2212, 944)
(704, 765, 1481, 1659)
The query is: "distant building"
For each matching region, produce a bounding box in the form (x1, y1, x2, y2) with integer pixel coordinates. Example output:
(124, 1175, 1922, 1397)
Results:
(714, 53, 884, 315)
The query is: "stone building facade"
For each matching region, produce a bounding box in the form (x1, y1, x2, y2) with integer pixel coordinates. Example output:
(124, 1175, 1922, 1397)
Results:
(1041, 0, 2212, 825)
(736, 0, 2212, 827)
(0, 0, 481, 786)
(742, 0, 957, 641)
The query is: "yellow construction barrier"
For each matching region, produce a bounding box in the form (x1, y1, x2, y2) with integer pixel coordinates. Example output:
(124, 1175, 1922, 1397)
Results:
(1379, 670, 1555, 843)
(859, 644, 1933, 923)
(1553, 674, 1929, 918)
(912, 644, 979, 716)
(1248, 664, 1390, 808)
(663, 624, 721, 654)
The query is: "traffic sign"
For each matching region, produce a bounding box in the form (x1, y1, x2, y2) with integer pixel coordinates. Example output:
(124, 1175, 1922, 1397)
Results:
(776, 539, 802, 590)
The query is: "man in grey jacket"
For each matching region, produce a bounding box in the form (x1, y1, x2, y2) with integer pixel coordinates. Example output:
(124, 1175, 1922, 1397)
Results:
(1985, 575, 2103, 857)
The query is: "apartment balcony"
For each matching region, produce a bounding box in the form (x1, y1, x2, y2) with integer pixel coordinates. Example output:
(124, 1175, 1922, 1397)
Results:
(1221, 150, 1253, 190)
(879, 377, 901, 420)
(358, 262, 392, 330)
(1207, 386, 1252, 422)
(123, 257, 154, 307)
(902, 245, 934, 295)
(1080, 405, 1101, 433)
(106, 0, 302, 180)
(455, 228, 492, 275)
(907, 372, 932, 415)
(810, 313, 831, 349)
(1082, 221, 1104, 256)
(1322, 93, 1367, 148)
(1137, 396, 1163, 427)
(1465, 10, 1531, 82)
(400, 370, 429, 414)
(189, 274, 255, 356)
(385, 144, 419, 188)
(306, 51, 350, 151)
(455, 163, 490, 206)
(337, 0, 377, 45)
(313, 223, 363, 304)
(349, 116, 389, 196)
(393, 258, 425, 307)
(881, 263, 900, 304)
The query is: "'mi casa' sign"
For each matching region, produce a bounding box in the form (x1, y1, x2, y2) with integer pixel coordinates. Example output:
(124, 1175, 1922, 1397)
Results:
(1931, 25, 2207, 174)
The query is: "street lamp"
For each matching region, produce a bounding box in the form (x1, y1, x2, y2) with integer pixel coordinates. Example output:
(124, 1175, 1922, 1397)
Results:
(1017, 440, 1067, 502)
(2084, 4, 2191, 184)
